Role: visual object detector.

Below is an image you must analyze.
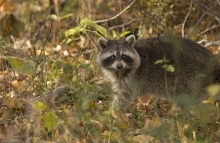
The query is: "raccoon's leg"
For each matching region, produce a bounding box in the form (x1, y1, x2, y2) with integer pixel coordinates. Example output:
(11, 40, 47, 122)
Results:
(110, 82, 119, 109)
(110, 94, 120, 110)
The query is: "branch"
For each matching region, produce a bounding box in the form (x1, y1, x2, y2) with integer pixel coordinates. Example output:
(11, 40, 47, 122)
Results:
(196, 24, 220, 39)
(94, 0, 137, 24)
(30, 85, 71, 103)
(108, 18, 140, 31)
(188, 0, 218, 37)
(138, 8, 168, 31)
(187, 12, 206, 37)
(182, 0, 192, 38)
(197, 39, 220, 47)
(192, 0, 220, 19)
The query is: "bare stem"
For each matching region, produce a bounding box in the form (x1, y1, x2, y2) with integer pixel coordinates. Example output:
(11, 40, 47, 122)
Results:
(94, 0, 137, 24)
(182, 0, 193, 38)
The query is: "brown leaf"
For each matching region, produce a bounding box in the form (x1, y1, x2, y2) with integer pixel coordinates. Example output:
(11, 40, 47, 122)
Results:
(144, 117, 161, 129)
(0, 14, 24, 37)
(11, 80, 18, 88)
(2, 96, 16, 108)
(35, 50, 50, 57)
(132, 134, 154, 143)
(210, 129, 220, 142)
(102, 130, 120, 140)
(0, 58, 11, 71)
(0, 0, 14, 12)
(156, 99, 172, 117)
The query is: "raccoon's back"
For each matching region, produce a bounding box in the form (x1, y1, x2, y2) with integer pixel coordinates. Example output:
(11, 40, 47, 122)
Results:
(135, 36, 213, 67)
(130, 36, 218, 97)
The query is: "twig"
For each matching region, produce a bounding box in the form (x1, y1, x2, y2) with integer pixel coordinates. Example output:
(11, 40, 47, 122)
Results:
(198, 40, 220, 47)
(215, 16, 220, 23)
(21, 12, 52, 97)
(187, 12, 206, 37)
(139, 10, 168, 31)
(192, 0, 220, 20)
(188, 0, 218, 37)
(94, 0, 137, 24)
(30, 12, 43, 45)
(75, 19, 98, 50)
(41, 21, 52, 51)
(30, 12, 52, 53)
(84, 32, 98, 50)
(30, 85, 71, 102)
(196, 24, 220, 39)
(218, 0, 220, 6)
(108, 18, 140, 31)
(155, 4, 164, 35)
(182, 0, 192, 38)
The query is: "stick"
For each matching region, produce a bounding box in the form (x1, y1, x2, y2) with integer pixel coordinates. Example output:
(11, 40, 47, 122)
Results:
(182, 0, 192, 38)
(108, 18, 140, 31)
(94, 0, 137, 24)
(196, 24, 220, 39)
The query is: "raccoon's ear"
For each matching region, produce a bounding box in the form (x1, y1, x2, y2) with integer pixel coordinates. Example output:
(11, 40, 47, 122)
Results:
(98, 38, 108, 50)
(125, 35, 136, 48)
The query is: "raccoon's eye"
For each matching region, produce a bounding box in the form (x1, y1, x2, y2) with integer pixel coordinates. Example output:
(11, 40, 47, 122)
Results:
(110, 55, 115, 59)
(106, 55, 115, 60)
(102, 55, 116, 66)
(121, 54, 134, 63)
(122, 54, 126, 58)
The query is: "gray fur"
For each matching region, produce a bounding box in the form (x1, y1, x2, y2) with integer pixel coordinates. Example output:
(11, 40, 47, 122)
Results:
(97, 35, 220, 100)
(98, 38, 108, 50)
(124, 35, 135, 47)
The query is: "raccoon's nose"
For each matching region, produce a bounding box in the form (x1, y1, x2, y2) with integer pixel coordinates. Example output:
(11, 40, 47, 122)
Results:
(116, 63, 123, 70)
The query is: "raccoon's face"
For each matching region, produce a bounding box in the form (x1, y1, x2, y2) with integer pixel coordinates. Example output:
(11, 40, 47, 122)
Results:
(97, 35, 140, 73)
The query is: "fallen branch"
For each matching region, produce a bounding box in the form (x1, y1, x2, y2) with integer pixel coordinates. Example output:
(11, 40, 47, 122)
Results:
(197, 39, 220, 47)
(31, 85, 72, 103)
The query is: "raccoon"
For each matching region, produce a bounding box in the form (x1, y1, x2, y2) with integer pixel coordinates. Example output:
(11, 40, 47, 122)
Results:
(96, 35, 219, 101)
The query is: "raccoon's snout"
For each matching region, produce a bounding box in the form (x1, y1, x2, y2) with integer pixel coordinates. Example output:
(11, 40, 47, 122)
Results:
(116, 63, 123, 70)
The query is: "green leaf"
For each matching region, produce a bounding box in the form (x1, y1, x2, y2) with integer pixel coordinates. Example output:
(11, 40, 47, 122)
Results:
(166, 65, 175, 72)
(207, 84, 220, 97)
(31, 101, 48, 111)
(44, 112, 58, 131)
(60, 13, 74, 20)
(154, 60, 163, 65)
(162, 64, 175, 72)
(95, 25, 109, 38)
(112, 30, 118, 39)
(49, 14, 58, 21)
(7, 58, 36, 75)
(65, 26, 84, 37)
(94, 31, 103, 37)
(80, 17, 95, 27)
(103, 110, 111, 115)
(119, 31, 131, 38)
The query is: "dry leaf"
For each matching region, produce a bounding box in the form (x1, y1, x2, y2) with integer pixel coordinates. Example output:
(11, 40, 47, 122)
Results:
(132, 135, 154, 143)
(144, 117, 161, 129)
(11, 80, 18, 88)
(36, 50, 49, 57)
(2, 96, 17, 107)
(102, 130, 120, 140)
(0, 0, 14, 12)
